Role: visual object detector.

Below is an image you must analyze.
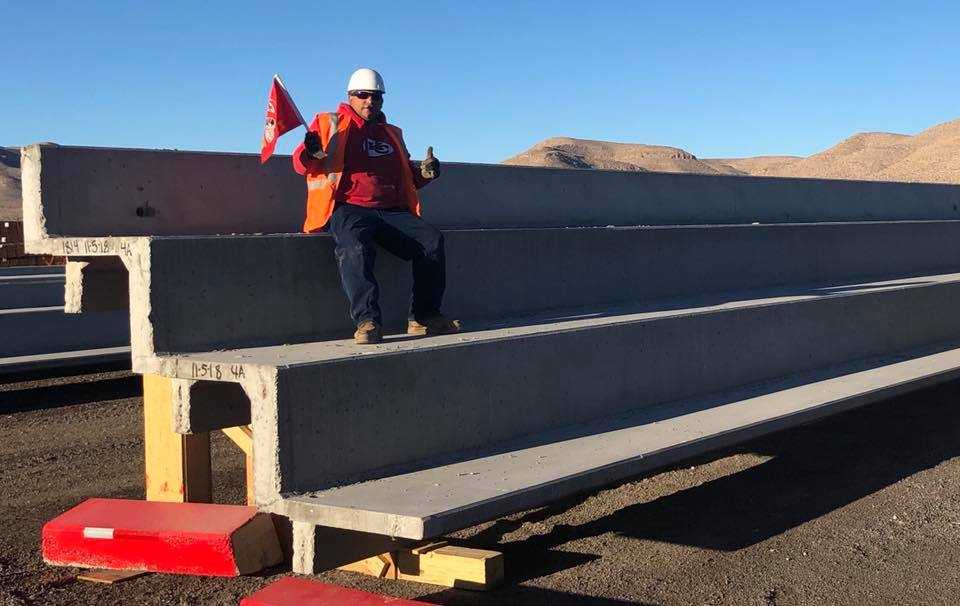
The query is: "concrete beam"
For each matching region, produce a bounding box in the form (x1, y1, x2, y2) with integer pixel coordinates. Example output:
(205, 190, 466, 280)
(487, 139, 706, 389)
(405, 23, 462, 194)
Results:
(0, 269, 64, 309)
(0, 307, 129, 357)
(64, 257, 128, 313)
(0, 266, 65, 277)
(172, 378, 250, 434)
(20, 144, 960, 249)
(20, 144, 304, 243)
(0, 347, 130, 374)
(125, 221, 960, 362)
(286, 342, 960, 542)
(261, 276, 960, 501)
(154, 272, 960, 515)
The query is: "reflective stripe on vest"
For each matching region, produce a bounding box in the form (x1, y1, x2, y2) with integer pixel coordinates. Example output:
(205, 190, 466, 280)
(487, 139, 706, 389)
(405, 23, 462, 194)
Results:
(308, 172, 340, 190)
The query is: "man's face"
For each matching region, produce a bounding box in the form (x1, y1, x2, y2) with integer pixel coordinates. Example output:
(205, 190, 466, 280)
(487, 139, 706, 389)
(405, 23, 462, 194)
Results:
(348, 90, 384, 121)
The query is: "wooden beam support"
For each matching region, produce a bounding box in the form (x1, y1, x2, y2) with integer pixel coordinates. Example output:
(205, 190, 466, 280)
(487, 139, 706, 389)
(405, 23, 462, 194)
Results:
(77, 569, 150, 584)
(222, 425, 252, 455)
(222, 425, 254, 505)
(339, 542, 504, 591)
(143, 374, 212, 503)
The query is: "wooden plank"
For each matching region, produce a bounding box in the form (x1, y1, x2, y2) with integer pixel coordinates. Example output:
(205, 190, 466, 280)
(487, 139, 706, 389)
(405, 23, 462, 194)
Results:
(339, 553, 396, 579)
(222, 425, 253, 455)
(143, 374, 212, 502)
(244, 452, 255, 505)
(222, 425, 254, 505)
(340, 543, 503, 591)
(77, 569, 149, 584)
(397, 545, 503, 590)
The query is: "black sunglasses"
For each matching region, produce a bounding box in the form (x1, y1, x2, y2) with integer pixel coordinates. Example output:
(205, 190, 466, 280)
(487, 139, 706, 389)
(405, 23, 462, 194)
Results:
(350, 91, 383, 101)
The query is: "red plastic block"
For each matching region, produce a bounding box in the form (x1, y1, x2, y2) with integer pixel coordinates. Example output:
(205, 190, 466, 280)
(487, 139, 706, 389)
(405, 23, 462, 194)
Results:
(42, 498, 282, 577)
(241, 577, 431, 605)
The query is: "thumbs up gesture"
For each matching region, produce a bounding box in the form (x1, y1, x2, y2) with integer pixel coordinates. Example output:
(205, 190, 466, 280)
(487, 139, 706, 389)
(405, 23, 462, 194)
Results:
(421, 146, 440, 179)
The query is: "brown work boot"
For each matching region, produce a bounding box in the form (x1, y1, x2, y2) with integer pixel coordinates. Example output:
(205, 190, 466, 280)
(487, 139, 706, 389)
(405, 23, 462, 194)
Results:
(354, 320, 383, 344)
(407, 314, 462, 337)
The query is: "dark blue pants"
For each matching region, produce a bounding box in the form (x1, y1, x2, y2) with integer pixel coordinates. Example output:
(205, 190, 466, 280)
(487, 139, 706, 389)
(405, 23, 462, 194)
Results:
(327, 203, 446, 326)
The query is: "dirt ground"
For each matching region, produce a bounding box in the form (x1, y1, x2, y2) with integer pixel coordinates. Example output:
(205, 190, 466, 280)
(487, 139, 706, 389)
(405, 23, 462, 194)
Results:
(1, 366, 959, 605)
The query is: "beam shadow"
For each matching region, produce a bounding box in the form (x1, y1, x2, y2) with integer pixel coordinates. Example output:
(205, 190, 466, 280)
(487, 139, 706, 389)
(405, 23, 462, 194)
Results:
(0, 374, 142, 413)
(457, 379, 960, 559)
(416, 585, 658, 606)
(0, 360, 129, 385)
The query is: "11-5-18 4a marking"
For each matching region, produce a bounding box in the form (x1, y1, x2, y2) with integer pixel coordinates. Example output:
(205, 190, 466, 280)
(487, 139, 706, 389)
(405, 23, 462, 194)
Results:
(190, 362, 246, 381)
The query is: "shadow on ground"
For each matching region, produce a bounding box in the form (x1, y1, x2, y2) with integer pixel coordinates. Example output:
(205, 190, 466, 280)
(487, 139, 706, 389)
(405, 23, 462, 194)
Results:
(418, 586, 658, 606)
(0, 373, 141, 413)
(0, 361, 129, 386)
(449, 380, 960, 588)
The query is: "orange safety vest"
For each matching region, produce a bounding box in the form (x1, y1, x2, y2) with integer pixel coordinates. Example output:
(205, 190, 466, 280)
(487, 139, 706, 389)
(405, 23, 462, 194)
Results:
(301, 112, 422, 233)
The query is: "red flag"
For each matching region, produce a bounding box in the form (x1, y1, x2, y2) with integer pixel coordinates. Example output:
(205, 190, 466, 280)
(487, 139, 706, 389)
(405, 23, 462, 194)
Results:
(260, 75, 306, 164)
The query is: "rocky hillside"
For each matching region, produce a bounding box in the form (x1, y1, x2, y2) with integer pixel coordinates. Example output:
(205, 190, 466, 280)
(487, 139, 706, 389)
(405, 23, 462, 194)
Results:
(503, 137, 746, 176)
(504, 118, 960, 185)
(0, 148, 20, 220)
(756, 119, 960, 183)
(704, 156, 803, 176)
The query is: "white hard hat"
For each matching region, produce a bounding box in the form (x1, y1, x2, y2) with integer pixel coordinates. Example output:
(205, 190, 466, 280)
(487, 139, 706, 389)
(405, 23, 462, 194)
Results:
(346, 68, 386, 93)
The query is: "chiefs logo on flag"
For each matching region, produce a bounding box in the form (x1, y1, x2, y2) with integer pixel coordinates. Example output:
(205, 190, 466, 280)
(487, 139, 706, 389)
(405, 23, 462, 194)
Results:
(260, 75, 306, 164)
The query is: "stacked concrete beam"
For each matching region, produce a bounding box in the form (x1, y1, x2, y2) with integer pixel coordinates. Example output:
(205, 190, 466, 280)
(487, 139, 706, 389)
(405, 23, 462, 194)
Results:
(20, 145, 960, 246)
(21, 143, 960, 574)
(113, 220, 960, 363)
(156, 273, 960, 544)
(0, 266, 64, 309)
(0, 265, 129, 372)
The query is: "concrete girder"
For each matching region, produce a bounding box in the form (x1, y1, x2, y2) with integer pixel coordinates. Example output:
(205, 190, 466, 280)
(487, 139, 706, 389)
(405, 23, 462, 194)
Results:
(102, 221, 960, 368)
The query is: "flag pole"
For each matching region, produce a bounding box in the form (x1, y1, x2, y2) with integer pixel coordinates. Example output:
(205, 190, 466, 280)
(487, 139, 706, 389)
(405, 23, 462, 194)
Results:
(274, 74, 308, 129)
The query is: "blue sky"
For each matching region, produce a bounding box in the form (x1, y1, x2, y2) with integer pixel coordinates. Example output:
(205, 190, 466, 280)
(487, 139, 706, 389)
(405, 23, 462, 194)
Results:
(2, 1, 958, 163)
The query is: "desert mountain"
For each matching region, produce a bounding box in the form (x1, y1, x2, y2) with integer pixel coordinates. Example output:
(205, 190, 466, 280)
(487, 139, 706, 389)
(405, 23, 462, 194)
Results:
(763, 119, 960, 184)
(502, 137, 745, 176)
(505, 118, 960, 185)
(704, 156, 802, 175)
(0, 147, 20, 221)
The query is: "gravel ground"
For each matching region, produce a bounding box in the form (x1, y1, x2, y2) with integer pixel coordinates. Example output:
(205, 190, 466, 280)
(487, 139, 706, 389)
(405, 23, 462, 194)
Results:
(1, 368, 959, 605)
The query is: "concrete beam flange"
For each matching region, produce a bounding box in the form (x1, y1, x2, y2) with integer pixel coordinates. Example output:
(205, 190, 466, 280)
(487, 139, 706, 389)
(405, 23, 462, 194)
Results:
(65, 257, 129, 313)
(172, 378, 251, 434)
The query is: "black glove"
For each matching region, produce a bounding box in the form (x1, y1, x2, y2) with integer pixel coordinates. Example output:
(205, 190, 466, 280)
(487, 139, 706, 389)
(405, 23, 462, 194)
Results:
(421, 146, 440, 179)
(304, 131, 321, 155)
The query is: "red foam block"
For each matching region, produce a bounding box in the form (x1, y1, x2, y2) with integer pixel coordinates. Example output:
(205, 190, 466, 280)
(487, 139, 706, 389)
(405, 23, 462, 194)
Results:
(241, 577, 431, 605)
(42, 498, 282, 576)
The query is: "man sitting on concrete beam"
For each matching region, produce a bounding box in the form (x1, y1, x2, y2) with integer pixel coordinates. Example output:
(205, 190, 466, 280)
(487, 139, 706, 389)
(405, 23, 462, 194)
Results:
(293, 68, 461, 345)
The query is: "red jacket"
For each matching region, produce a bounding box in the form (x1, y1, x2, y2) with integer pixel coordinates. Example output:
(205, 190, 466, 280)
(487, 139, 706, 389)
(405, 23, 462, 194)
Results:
(293, 104, 431, 211)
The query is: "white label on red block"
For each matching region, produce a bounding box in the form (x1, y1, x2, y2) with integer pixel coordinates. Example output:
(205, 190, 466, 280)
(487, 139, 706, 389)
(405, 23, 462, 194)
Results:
(82, 527, 115, 540)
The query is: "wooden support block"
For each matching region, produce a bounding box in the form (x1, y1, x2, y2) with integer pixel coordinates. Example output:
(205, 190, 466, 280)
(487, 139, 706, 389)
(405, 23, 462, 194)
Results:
(222, 425, 254, 505)
(338, 552, 397, 579)
(143, 374, 212, 503)
(340, 542, 503, 591)
(397, 544, 503, 590)
(222, 425, 252, 454)
(77, 569, 149, 584)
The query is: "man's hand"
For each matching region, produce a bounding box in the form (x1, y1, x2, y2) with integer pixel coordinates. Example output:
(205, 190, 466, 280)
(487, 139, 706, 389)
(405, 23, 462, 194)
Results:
(304, 131, 324, 159)
(421, 146, 440, 179)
